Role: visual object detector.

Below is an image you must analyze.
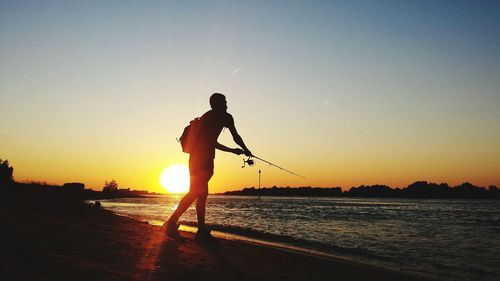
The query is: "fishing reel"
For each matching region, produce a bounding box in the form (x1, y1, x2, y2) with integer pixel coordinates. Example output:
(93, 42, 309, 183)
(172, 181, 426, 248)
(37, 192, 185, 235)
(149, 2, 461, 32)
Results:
(242, 157, 255, 168)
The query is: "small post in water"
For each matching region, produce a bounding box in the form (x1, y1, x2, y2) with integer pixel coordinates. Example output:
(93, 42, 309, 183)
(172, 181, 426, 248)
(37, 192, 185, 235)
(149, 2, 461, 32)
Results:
(258, 169, 261, 199)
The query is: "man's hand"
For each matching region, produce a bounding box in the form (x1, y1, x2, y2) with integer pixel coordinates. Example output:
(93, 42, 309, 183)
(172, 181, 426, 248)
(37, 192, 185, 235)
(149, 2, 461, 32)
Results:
(232, 148, 244, 155)
(244, 149, 253, 157)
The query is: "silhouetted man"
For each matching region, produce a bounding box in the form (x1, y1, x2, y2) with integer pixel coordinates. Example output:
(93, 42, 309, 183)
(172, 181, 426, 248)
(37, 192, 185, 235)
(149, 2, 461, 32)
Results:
(165, 93, 252, 241)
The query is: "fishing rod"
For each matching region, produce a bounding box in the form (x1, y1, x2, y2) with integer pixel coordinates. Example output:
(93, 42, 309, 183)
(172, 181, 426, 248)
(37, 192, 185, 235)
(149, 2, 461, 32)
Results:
(242, 156, 306, 179)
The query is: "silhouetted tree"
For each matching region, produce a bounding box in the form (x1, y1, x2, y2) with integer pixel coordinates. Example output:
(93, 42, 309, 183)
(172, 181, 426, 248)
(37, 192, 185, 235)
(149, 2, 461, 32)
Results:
(347, 184, 394, 197)
(102, 179, 118, 193)
(488, 186, 500, 199)
(0, 159, 14, 186)
(404, 181, 451, 198)
(452, 182, 487, 198)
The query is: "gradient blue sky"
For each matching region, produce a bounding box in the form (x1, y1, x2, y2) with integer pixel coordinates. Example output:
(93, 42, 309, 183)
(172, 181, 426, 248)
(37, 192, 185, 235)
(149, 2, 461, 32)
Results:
(1, 1, 499, 192)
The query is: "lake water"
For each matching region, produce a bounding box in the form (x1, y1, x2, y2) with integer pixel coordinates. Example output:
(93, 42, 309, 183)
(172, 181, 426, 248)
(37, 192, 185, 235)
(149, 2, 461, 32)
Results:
(95, 196, 500, 281)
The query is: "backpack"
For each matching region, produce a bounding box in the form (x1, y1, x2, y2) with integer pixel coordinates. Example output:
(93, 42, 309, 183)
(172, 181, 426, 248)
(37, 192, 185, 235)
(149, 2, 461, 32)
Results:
(178, 117, 201, 153)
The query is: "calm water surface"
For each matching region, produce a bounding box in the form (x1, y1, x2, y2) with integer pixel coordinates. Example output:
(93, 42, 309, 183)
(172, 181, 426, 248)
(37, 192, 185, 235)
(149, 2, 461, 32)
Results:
(95, 196, 500, 281)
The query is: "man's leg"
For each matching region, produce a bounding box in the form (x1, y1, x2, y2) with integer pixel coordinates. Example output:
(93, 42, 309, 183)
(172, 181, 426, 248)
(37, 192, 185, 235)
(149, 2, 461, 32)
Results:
(167, 192, 197, 226)
(194, 160, 214, 242)
(196, 192, 208, 229)
(165, 163, 201, 232)
(195, 161, 213, 229)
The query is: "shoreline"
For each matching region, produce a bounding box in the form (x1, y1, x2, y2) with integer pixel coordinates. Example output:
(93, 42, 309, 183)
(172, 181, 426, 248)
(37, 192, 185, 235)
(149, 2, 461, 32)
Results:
(176, 223, 437, 281)
(93, 211, 431, 280)
(1, 193, 431, 281)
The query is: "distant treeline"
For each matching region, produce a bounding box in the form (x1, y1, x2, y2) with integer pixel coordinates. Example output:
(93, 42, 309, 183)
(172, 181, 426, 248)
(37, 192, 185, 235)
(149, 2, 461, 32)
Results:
(0, 182, 159, 200)
(223, 181, 500, 199)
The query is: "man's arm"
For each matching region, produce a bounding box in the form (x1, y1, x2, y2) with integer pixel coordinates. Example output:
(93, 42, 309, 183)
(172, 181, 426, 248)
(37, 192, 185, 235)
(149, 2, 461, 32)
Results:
(215, 142, 244, 155)
(226, 115, 253, 156)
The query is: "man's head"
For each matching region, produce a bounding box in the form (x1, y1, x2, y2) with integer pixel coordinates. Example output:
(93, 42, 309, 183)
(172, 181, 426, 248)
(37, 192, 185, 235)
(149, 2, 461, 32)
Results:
(210, 93, 227, 112)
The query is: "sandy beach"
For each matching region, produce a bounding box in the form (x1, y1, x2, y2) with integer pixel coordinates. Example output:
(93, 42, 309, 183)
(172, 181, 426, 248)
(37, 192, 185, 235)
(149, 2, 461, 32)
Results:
(0, 192, 429, 281)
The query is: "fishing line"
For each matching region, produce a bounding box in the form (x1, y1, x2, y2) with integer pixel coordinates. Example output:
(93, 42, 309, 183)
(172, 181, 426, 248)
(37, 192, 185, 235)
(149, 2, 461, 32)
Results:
(242, 156, 305, 179)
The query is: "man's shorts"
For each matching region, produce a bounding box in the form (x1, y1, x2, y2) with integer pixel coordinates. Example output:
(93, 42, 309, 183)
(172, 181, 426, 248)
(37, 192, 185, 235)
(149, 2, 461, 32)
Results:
(189, 155, 214, 193)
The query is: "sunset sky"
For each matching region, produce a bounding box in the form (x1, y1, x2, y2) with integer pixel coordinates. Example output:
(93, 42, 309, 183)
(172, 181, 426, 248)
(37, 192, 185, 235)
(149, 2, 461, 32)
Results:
(1, 1, 499, 193)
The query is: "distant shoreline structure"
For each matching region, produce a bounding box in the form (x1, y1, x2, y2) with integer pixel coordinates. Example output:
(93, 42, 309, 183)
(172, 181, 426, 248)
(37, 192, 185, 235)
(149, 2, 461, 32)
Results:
(221, 181, 500, 199)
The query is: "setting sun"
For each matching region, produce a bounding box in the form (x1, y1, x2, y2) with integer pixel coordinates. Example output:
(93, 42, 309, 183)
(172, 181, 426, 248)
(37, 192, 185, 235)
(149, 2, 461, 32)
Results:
(159, 164, 190, 194)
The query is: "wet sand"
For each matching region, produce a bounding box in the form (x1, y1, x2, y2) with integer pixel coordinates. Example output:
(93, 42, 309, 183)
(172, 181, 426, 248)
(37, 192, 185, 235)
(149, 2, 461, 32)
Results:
(0, 193, 429, 281)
